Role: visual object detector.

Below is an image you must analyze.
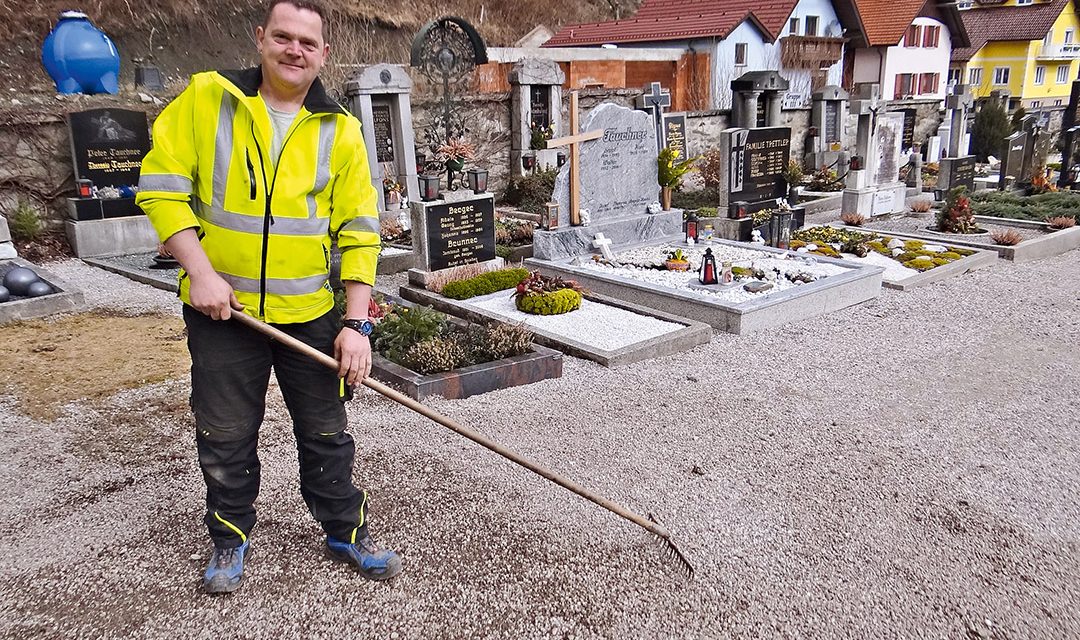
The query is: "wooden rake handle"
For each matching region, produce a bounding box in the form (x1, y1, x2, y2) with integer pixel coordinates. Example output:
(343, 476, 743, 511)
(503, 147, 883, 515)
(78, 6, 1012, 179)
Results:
(229, 311, 672, 540)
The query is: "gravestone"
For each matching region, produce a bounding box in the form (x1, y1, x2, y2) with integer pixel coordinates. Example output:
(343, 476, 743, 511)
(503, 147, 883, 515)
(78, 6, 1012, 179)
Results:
(532, 103, 682, 261)
(345, 64, 420, 216)
(663, 113, 689, 162)
(66, 108, 158, 258)
(635, 82, 672, 154)
(998, 131, 1027, 190)
(509, 58, 565, 175)
(407, 193, 497, 285)
(842, 85, 906, 216)
(899, 108, 917, 153)
(938, 84, 976, 195)
(730, 71, 789, 130)
(719, 126, 791, 213)
(806, 86, 848, 170)
(1057, 80, 1080, 188)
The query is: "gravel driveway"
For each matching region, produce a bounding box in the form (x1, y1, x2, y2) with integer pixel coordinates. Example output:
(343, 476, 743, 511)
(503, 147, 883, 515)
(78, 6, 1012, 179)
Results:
(0, 252, 1077, 639)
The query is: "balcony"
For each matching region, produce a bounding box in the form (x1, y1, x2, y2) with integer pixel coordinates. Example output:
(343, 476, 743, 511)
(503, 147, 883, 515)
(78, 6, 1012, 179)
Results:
(780, 36, 845, 70)
(1037, 43, 1080, 60)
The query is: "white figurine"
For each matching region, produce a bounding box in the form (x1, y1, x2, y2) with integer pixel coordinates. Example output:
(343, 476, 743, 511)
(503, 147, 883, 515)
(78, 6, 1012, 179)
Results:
(579, 208, 591, 226)
(750, 230, 765, 245)
(647, 202, 661, 214)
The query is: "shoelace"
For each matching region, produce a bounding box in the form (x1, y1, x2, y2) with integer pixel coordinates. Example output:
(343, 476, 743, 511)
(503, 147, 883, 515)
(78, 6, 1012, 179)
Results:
(214, 547, 239, 568)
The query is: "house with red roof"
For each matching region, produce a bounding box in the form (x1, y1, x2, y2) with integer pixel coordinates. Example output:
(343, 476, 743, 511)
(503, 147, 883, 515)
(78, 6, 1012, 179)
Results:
(544, 0, 866, 109)
(848, 0, 969, 100)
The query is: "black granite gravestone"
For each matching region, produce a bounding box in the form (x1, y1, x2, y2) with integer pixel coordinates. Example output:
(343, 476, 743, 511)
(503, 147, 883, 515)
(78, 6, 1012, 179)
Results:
(424, 197, 496, 271)
(736, 127, 791, 204)
(371, 103, 395, 163)
(663, 113, 688, 162)
(67, 108, 151, 219)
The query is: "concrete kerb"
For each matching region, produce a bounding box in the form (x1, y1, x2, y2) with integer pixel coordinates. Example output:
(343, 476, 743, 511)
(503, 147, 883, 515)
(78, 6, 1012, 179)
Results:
(798, 192, 843, 215)
(866, 218, 1080, 262)
(525, 239, 884, 334)
(397, 285, 712, 367)
(83, 254, 179, 293)
(0, 257, 86, 324)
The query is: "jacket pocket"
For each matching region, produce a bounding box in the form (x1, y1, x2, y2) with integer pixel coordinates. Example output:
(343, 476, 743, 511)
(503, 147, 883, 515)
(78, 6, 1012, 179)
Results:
(246, 153, 257, 200)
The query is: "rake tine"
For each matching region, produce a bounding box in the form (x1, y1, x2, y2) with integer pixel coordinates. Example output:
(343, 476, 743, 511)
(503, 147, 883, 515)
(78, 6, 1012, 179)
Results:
(648, 512, 695, 579)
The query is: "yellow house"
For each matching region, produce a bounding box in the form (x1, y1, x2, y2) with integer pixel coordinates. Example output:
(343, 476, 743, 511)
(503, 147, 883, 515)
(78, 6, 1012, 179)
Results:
(951, 0, 1080, 110)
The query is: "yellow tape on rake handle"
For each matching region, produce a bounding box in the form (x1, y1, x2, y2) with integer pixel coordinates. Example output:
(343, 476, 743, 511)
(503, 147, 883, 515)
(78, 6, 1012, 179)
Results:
(230, 311, 694, 578)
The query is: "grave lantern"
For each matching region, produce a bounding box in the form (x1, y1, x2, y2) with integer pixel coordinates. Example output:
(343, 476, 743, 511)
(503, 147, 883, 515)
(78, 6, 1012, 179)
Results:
(850, 155, 864, 171)
(541, 202, 560, 230)
(769, 210, 793, 250)
(418, 174, 441, 202)
(522, 152, 536, 172)
(728, 201, 748, 220)
(684, 212, 699, 242)
(698, 247, 718, 285)
(415, 151, 427, 175)
(556, 151, 567, 167)
(76, 179, 93, 198)
(466, 168, 488, 194)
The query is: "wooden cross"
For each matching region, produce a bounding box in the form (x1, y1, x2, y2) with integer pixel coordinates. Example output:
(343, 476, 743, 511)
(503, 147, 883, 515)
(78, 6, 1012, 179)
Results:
(546, 92, 603, 226)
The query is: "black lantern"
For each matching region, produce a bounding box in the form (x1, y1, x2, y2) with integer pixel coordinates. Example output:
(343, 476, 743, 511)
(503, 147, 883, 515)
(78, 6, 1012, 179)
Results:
(728, 200, 748, 220)
(415, 151, 427, 175)
(850, 155, 864, 171)
(522, 152, 536, 171)
(418, 174, 441, 202)
(698, 247, 718, 285)
(556, 151, 567, 167)
(808, 126, 819, 137)
(684, 212, 699, 242)
(541, 202, 560, 230)
(769, 210, 793, 250)
(466, 168, 488, 194)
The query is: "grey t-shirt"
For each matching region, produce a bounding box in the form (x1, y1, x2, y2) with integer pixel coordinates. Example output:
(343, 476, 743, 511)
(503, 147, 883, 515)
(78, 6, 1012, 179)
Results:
(265, 102, 299, 163)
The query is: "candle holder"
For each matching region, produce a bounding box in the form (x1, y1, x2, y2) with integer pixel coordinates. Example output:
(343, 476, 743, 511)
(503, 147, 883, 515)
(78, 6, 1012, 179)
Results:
(466, 168, 488, 194)
(418, 174, 441, 202)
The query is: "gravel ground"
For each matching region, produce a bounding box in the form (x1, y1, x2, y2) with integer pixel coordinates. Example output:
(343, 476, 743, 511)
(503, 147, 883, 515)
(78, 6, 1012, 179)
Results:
(1, 254, 1079, 639)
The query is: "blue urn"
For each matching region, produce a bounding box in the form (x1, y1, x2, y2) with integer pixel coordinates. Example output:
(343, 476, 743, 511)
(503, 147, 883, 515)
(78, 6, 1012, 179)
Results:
(41, 11, 120, 94)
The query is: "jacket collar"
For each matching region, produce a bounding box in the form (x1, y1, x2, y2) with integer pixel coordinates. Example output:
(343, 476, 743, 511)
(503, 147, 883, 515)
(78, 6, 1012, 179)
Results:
(217, 66, 345, 116)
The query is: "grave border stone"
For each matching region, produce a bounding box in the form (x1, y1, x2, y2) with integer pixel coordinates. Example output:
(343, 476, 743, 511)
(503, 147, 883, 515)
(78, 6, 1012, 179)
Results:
(0, 258, 85, 324)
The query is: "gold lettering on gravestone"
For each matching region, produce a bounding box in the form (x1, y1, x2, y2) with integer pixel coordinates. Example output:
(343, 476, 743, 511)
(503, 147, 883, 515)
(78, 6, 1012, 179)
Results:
(746, 138, 789, 180)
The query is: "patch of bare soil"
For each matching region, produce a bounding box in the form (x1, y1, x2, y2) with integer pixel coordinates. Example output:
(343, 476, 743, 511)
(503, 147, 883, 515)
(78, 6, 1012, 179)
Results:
(0, 311, 188, 419)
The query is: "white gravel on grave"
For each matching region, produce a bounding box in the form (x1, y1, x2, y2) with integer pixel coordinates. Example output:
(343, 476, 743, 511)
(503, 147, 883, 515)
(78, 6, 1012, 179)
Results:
(833, 249, 919, 282)
(380, 246, 412, 256)
(578, 243, 849, 304)
(465, 290, 684, 350)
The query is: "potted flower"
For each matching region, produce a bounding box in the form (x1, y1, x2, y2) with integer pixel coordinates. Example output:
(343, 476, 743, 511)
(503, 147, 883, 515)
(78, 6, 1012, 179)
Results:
(437, 138, 476, 173)
(782, 160, 804, 204)
(657, 146, 698, 210)
(382, 175, 404, 208)
(529, 123, 554, 151)
(664, 248, 691, 271)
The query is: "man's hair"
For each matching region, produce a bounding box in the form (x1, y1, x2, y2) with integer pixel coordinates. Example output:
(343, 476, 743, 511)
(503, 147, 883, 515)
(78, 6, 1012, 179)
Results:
(264, 0, 328, 36)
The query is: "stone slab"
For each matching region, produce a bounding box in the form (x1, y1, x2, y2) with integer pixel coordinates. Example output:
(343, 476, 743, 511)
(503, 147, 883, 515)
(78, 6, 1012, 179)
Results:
(397, 285, 712, 367)
(371, 344, 563, 400)
(532, 210, 682, 261)
(83, 252, 179, 292)
(376, 247, 417, 275)
(798, 193, 843, 215)
(526, 239, 884, 334)
(65, 216, 159, 258)
(0, 258, 86, 324)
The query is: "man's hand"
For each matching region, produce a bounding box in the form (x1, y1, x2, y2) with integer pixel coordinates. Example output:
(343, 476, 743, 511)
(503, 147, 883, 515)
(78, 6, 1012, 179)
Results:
(334, 328, 372, 386)
(188, 271, 244, 320)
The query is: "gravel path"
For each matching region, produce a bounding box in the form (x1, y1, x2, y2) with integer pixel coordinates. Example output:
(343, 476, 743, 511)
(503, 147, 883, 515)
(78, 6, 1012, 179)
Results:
(1, 254, 1078, 639)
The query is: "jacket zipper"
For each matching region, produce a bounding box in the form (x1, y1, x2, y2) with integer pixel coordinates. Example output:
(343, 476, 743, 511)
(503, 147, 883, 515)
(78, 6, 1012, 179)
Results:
(246, 154, 257, 200)
(250, 114, 313, 319)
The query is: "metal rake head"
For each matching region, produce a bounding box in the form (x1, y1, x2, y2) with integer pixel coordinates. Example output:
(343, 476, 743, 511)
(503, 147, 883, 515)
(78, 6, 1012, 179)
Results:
(648, 512, 695, 580)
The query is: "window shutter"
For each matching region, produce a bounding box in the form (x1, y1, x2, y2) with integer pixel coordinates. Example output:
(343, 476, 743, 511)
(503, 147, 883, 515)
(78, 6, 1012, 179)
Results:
(895, 74, 904, 98)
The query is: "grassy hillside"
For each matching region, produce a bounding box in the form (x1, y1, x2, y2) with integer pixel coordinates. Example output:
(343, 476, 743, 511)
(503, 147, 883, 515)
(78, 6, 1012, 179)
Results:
(3, 0, 641, 94)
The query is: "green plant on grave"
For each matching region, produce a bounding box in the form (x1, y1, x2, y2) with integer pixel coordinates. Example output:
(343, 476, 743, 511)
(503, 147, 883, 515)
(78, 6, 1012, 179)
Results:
(8, 199, 45, 242)
(467, 322, 534, 362)
(666, 248, 689, 263)
(751, 208, 774, 226)
(782, 159, 804, 186)
(504, 168, 558, 215)
(971, 102, 1010, 162)
(371, 304, 447, 365)
(402, 336, 468, 374)
(657, 145, 699, 190)
(937, 187, 979, 234)
(512, 271, 584, 315)
(807, 166, 843, 192)
(440, 267, 530, 300)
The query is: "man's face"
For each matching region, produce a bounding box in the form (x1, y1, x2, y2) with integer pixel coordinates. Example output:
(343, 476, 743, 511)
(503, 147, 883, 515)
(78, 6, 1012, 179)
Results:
(255, 3, 329, 93)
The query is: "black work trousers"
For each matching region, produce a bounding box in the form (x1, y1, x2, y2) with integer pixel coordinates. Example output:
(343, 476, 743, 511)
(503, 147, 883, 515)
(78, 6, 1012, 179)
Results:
(184, 305, 367, 549)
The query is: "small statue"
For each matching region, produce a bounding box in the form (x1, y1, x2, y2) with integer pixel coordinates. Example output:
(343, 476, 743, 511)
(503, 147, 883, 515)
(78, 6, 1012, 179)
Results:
(579, 208, 591, 226)
(750, 230, 765, 245)
(647, 201, 661, 214)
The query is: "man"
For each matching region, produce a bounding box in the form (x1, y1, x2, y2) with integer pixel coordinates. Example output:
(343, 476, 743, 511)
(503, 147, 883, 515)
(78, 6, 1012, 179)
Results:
(136, 0, 400, 593)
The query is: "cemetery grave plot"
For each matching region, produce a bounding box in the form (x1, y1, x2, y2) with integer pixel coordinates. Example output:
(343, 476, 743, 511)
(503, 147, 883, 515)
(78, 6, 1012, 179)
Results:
(792, 226, 997, 291)
(82, 252, 179, 293)
(0, 258, 86, 324)
(368, 298, 562, 400)
(494, 212, 536, 262)
(862, 211, 1080, 262)
(526, 239, 883, 334)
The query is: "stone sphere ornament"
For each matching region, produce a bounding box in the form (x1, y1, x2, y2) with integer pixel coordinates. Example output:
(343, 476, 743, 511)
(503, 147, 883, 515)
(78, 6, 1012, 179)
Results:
(3, 267, 41, 296)
(0, 285, 9, 303)
(27, 281, 53, 297)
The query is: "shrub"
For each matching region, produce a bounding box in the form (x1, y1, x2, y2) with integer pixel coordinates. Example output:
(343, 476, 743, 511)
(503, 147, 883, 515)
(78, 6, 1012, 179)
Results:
(840, 212, 865, 226)
(910, 199, 933, 213)
(440, 267, 530, 300)
(937, 187, 978, 234)
(470, 322, 533, 362)
(403, 336, 468, 374)
(991, 229, 1023, 245)
(8, 199, 44, 242)
(807, 166, 843, 192)
(504, 168, 558, 214)
(697, 149, 724, 193)
(1047, 215, 1076, 229)
(425, 262, 490, 294)
(696, 206, 718, 218)
(515, 288, 582, 315)
(495, 245, 512, 259)
(371, 304, 447, 365)
(783, 160, 804, 186)
(672, 190, 718, 210)
(971, 103, 1010, 162)
(657, 145, 698, 189)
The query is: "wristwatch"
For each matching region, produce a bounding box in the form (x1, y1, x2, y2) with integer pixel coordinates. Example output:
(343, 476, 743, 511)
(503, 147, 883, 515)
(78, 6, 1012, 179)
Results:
(343, 318, 374, 337)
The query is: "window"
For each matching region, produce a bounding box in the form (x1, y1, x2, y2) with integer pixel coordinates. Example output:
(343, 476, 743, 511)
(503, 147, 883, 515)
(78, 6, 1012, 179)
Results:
(957, 0, 972, 8)
(993, 67, 1010, 85)
(1056, 99, 1064, 106)
(789, 18, 800, 35)
(734, 43, 747, 66)
(1058, 64, 1071, 83)
(1018, 0, 1033, 5)
(1035, 65, 1046, 84)
(895, 73, 915, 97)
(969, 67, 982, 85)
(922, 25, 941, 48)
(1066, 29, 1074, 44)
(805, 16, 818, 36)
(919, 72, 940, 94)
(903, 25, 922, 47)
(1031, 100, 1041, 108)
(948, 68, 962, 86)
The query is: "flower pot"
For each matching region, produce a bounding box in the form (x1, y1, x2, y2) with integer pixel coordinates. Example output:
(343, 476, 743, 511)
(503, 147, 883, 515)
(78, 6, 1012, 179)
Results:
(445, 157, 465, 172)
(664, 259, 690, 271)
(660, 186, 673, 211)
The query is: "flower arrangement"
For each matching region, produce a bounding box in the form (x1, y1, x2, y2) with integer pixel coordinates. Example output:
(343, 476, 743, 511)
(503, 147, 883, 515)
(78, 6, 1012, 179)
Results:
(937, 187, 979, 234)
(664, 248, 691, 271)
(529, 123, 555, 150)
(782, 160, 804, 186)
(807, 165, 843, 192)
(512, 271, 584, 315)
(657, 146, 698, 190)
(437, 138, 476, 164)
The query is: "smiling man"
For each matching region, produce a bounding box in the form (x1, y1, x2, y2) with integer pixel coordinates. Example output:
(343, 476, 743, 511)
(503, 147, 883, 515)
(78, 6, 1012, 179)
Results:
(136, 0, 401, 594)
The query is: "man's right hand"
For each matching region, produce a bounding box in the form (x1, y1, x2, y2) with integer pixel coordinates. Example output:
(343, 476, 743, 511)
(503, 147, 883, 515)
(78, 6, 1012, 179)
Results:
(188, 271, 244, 320)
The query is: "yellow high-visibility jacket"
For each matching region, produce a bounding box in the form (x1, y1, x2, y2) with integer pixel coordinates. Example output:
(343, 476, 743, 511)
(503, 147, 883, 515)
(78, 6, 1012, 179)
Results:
(136, 67, 380, 324)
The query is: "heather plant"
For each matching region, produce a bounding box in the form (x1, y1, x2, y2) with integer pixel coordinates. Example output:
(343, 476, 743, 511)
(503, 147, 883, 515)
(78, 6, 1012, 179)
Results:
(990, 229, 1023, 245)
(910, 199, 933, 213)
(840, 212, 865, 226)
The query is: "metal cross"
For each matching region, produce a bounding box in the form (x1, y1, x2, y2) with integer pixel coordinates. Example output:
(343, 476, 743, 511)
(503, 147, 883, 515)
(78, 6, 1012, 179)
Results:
(637, 82, 672, 152)
(546, 92, 604, 226)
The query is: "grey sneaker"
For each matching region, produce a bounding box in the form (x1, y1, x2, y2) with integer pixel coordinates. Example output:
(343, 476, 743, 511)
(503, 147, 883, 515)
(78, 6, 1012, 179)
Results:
(202, 540, 250, 594)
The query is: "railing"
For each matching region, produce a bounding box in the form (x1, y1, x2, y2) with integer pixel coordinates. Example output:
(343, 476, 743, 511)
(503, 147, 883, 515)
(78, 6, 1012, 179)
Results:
(1037, 43, 1080, 59)
(780, 36, 845, 70)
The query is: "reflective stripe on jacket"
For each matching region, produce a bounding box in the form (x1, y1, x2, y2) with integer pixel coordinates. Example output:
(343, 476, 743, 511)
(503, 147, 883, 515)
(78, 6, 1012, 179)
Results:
(136, 67, 380, 324)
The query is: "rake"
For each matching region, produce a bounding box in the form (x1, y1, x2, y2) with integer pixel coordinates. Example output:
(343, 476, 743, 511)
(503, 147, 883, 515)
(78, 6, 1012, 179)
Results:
(231, 311, 695, 579)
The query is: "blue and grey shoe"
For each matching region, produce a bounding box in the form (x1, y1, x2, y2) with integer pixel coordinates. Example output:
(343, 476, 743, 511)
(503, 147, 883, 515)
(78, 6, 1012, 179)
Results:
(202, 540, 250, 594)
(326, 534, 402, 581)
